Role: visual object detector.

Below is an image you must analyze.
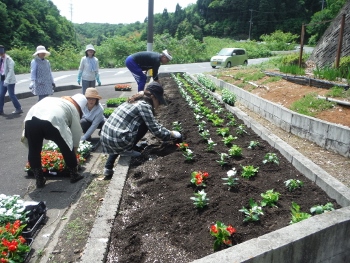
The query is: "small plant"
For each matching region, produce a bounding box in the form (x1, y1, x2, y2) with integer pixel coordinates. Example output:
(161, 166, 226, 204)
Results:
(216, 153, 229, 166)
(236, 124, 248, 135)
(239, 198, 264, 222)
(221, 89, 237, 106)
(248, 140, 260, 149)
(211, 118, 224, 127)
(290, 202, 311, 224)
(284, 179, 304, 191)
(172, 121, 183, 132)
(190, 189, 209, 209)
(222, 168, 239, 189)
(210, 221, 236, 250)
(222, 135, 238, 146)
(262, 153, 279, 165)
(241, 165, 259, 178)
(197, 120, 206, 131)
(207, 138, 217, 151)
(228, 145, 242, 157)
(310, 203, 334, 215)
(199, 129, 210, 140)
(182, 148, 195, 162)
(176, 142, 189, 151)
(260, 189, 280, 207)
(216, 127, 230, 137)
(190, 171, 209, 187)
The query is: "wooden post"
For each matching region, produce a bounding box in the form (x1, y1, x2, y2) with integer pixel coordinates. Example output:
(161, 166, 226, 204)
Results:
(335, 14, 345, 68)
(298, 24, 305, 68)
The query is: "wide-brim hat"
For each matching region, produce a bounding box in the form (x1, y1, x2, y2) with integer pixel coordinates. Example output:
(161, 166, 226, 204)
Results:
(85, 44, 95, 52)
(71, 94, 87, 111)
(33, 45, 50, 56)
(146, 82, 167, 105)
(162, 49, 172, 61)
(85, 87, 102, 100)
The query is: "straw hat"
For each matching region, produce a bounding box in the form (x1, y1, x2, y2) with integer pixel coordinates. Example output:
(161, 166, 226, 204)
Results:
(33, 45, 50, 56)
(85, 87, 102, 100)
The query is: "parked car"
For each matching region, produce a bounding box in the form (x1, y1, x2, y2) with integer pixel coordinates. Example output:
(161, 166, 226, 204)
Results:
(210, 48, 248, 68)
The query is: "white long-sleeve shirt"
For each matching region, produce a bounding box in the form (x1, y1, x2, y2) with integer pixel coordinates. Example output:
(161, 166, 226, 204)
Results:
(81, 103, 105, 141)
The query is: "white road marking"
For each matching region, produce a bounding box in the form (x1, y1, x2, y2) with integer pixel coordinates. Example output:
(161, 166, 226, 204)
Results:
(53, 74, 74, 81)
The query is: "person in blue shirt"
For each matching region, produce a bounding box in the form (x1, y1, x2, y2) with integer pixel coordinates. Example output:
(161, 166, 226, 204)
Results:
(125, 50, 172, 92)
(80, 87, 105, 141)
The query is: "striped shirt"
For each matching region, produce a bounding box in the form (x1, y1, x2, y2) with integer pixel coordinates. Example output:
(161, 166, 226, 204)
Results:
(101, 100, 171, 154)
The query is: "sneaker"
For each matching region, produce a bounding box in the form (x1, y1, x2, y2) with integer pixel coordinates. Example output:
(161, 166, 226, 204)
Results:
(120, 150, 141, 157)
(103, 168, 114, 176)
(12, 109, 23, 114)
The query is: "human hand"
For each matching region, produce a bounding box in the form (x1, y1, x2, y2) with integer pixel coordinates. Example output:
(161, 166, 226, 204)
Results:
(171, 131, 182, 139)
(97, 80, 101, 86)
(29, 81, 35, 90)
(77, 80, 81, 85)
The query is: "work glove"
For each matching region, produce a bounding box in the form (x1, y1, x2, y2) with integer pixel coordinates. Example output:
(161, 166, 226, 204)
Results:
(170, 131, 182, 139)
(29, 81, 35, 90)
(52, 83, 56, 91)
(96, 74, 101, 86)
(77, 72, 82, 85)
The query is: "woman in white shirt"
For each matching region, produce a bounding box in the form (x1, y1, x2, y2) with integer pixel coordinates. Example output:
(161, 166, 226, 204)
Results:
(77, 44, 101, 94)
(81, 87, 105, 141)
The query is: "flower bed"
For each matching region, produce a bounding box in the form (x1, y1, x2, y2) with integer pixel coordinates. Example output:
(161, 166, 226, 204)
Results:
(114, 84, 132, 91)
(24, 140, 92, 176)
(105, 74, 341, 262)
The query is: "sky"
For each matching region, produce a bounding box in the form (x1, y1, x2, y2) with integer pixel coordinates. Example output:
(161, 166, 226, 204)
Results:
(50, 0, 197, 24)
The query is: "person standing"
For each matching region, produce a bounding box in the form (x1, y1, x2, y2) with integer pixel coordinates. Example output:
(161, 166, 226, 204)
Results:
(21, 94, 87, 188)
(77, 44, 101, 94)
(0, 45, 23, 115)
(101, 82, 181, 177)
(30, 45, 56, 101)
(80, 87, 105, 141)
(125, 50, 172, 92)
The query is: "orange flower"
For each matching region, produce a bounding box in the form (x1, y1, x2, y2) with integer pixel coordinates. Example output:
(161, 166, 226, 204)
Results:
(226, 225, 236, 235)
(210, 225, 218, 234)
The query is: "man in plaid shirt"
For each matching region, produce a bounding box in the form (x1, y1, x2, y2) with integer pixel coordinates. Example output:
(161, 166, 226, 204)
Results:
(101, 82, 181, 177)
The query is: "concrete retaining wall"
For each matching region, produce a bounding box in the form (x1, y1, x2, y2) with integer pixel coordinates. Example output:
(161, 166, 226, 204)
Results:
(207, 75, 350, 158)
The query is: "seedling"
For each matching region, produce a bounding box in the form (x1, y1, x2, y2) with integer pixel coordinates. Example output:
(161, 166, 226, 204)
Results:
(190, 189, 209, 209)
(172, 121, 183, 132)
(262, 153, 279, 165)
(239, 198, 264, 222)
(207, 138, 217, 151)
(260, 189, 280, 207)
(222, 135, 238, 146)
(290, 202, 311, 224)
(236, 124, 248, 135)
(216, 127, 230, 137)
(228, 145, 242, 157)
(310, 203, 334, 214)
(216, 153, 229, 166)
(284, 179, 304, 191)
(222, 168, 239, 190)
(248, 140, 260, 149)
(240, 165, 259, 178)
(199, 129, 210, 140)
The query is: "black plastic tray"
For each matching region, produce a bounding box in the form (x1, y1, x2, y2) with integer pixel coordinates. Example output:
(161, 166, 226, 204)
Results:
(22, 213, 46, 238)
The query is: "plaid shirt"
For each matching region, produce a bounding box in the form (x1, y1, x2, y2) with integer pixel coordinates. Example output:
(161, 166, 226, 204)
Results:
(101, 100, 171, 154)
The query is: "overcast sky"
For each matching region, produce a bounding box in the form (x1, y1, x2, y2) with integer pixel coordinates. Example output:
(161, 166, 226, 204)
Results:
(50, 0, 197, 24)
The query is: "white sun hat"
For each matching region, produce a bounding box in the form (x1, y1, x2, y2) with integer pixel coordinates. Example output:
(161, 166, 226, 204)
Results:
(33, 45, 50, 56)
(85, 44, 95, 52)
(162, 49, 172, 61)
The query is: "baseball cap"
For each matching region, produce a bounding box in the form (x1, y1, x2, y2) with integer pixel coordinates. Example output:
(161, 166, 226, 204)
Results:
(146, 82, 167, 105)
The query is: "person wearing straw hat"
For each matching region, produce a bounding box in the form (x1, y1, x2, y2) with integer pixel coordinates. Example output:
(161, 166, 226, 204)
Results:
(77, 44, 101, 94)
(125, 50, 172, 92)
(21, 94, 87, 188)
(29, 45, 56, 101)
(80, 87, 105, 141)
(101, 82, 181, 178)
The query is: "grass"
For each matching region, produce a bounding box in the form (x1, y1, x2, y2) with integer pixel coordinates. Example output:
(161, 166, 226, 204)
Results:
(325, 86, 350, 98)
(261, 76, 282, 84)
(290, 93, 335, 116)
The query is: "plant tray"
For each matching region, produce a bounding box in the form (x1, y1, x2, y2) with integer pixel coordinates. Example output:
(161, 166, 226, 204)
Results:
(22, 213, 46, 238)
(114, 87, 132, 91)
(26, 169, 70, 177)
(24, 238, 34, 263)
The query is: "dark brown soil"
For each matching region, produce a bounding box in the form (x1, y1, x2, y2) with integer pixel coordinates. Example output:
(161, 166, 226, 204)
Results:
(106, 75, 340, 262)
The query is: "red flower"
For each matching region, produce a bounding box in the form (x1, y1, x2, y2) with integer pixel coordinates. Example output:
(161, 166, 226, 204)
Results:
(18, 236, 26, 244)
(210, 225, 218, 234)
(223, 239, 232, 245)
(0, 258, 9, 263)
(226, 225, 236, 235)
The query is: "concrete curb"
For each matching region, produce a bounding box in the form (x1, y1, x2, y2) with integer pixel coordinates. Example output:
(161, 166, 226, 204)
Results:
(78, 74, 350, 262)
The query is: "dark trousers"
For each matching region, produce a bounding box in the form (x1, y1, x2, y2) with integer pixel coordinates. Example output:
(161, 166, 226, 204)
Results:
(80, 119, 105, 134)
(25, 117, 78, 169)
(105, 121, 148, 169)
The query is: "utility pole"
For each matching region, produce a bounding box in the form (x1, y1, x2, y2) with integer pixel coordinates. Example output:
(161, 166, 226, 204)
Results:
(321, 0, 325, 10)
(69, 0, 73, 22)
(147, 0, 154, 52)
(248, 9, 253, 40)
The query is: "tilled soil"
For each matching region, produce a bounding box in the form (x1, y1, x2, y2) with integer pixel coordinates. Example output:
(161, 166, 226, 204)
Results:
(105, 75, 341, 263)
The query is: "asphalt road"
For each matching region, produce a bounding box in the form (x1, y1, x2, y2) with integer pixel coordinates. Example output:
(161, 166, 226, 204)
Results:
(0, 59, 272, 197)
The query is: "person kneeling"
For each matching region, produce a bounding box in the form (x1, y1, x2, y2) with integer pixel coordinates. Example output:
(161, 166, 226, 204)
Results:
(80, 87, 105, 142)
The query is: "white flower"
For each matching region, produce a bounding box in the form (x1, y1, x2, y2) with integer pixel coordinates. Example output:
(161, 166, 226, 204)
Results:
(227, 168, 237, 177)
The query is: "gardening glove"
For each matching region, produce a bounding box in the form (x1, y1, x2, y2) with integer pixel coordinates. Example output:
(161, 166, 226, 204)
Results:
(29, 81, 35, 90)
(52, 83, 56, 92)
(170, 131, 182, 139)
(96, 74, 101, 86)
(77, 72, 82, 85)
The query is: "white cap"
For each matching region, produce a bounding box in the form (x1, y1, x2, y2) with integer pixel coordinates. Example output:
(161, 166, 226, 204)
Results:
(85, 44, 95, 52)
(71, 94, 87, 111)
(162, 50, 172, 61)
